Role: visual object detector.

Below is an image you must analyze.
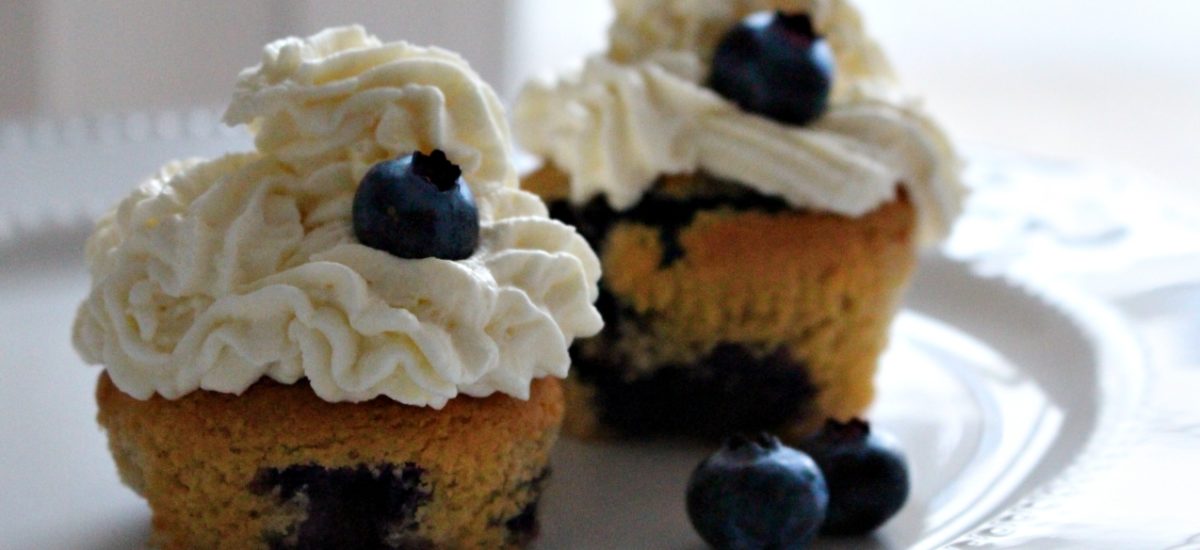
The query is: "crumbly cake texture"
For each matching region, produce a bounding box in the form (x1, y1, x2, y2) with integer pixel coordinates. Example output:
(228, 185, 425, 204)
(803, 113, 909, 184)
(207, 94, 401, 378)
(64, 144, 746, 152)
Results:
(96, 372, 564, 549)
(524, 165, 917, 439)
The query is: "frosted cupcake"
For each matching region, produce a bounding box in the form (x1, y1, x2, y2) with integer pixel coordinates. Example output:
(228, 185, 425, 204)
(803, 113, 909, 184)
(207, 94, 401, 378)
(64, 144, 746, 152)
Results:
(74, 26, 602, 548)
(515, 0, 964, 439)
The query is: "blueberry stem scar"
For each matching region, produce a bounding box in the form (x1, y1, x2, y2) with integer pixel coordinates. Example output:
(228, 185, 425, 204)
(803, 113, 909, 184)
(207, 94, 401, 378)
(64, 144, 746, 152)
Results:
(412, 150, 463, 192)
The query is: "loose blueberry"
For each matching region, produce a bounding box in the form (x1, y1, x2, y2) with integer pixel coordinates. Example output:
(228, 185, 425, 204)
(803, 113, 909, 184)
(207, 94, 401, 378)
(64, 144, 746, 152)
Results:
(708, 11, 836, 126)
(352, 150, 480, 260)
(687, 433, 828, 549)
(797, 419, 910, 536)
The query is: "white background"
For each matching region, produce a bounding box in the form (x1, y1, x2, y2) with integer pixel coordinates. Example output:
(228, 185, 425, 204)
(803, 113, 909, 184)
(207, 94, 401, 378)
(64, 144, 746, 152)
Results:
(1, 0, 1197, 203)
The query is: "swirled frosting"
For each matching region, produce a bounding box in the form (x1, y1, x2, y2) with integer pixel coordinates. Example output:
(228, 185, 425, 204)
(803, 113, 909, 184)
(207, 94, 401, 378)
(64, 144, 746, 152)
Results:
(73, 26, 603, 407)
(514, 0, 965, 244)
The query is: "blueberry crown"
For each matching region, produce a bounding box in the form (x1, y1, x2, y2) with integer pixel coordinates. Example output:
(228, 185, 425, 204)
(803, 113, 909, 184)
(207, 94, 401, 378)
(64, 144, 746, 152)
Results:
(725, 432, 782, 454)
(774, 11, 820, 43)
(823, 418, 872, 442)
(412, 150, 463, 192)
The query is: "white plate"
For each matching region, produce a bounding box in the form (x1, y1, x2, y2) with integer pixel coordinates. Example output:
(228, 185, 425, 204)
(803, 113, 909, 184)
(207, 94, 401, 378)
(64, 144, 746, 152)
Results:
(0, 219, 1145, 549)
(537, 254, 1144, 550)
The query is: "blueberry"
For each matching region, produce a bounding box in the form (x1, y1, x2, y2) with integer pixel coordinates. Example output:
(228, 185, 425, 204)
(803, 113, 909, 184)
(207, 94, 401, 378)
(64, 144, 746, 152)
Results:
(708, 11, 835, 126)
(249, 463, 432, 548)
(797, 419, 910, 536)
(686, 433, 828, 549)
(353, 150, 480, 260)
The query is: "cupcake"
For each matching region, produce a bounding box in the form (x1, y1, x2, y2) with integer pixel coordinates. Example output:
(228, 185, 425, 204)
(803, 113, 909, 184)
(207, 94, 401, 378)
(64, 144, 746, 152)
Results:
(73, 26, 602, 549)
(514, 0, 964, 439)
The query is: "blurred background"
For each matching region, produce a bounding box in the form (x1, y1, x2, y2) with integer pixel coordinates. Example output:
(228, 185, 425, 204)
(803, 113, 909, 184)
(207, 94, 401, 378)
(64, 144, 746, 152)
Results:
(1, 0, 1197, 202)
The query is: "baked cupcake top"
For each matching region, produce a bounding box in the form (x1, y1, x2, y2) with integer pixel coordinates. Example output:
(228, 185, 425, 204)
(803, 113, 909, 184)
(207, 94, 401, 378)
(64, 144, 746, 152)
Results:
(514, 0, 965, 244)
(73, 26, 603, 408)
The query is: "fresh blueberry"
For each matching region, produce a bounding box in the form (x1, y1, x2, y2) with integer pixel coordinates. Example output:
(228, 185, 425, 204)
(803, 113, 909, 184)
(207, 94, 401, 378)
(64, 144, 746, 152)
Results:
(687, 433, 828, 549)
(708, 11, 836, 126)
(353, 150, 480, 260)
(797, 419, 910, 536)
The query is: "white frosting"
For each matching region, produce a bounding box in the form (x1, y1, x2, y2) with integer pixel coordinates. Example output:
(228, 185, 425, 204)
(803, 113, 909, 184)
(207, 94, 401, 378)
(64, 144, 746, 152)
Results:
(514, 0, 965, 243)
(73, 26, 603, 407)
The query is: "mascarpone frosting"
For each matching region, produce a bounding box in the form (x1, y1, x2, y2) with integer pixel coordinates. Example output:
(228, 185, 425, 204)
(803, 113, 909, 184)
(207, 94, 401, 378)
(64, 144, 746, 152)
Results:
(514, 0, 965, 244)
(73, 26, 603, 407)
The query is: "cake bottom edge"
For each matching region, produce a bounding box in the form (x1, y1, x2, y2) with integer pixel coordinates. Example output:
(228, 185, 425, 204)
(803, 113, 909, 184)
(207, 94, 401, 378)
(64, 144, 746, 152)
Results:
(96, 373, 564, 549)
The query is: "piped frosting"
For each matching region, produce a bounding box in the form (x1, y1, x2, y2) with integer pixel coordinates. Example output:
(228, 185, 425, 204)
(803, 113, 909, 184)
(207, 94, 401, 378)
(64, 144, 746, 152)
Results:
(73, 26, 603, 407)
(514, 0, 965, 244)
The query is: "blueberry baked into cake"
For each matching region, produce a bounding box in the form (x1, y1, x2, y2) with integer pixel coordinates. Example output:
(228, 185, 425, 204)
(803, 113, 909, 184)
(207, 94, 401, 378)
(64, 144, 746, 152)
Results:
(515, 0, 966, 439)
(74, 26, 602, 549)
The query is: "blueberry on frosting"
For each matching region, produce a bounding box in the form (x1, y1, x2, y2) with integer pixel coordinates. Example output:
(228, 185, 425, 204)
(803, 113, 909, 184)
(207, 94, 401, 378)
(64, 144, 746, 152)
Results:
(709, 11, 836, 126)
(353, 150, 480, 261)
(72, 27, 603, 407)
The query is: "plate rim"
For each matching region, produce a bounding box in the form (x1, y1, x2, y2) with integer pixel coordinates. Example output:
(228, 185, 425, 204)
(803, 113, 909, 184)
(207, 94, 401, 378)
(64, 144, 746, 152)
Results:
(900, 253, 1149, 549)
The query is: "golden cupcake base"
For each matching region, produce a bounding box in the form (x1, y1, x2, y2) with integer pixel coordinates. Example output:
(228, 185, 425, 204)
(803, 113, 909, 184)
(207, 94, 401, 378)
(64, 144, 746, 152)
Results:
(96, 373, 564, 549)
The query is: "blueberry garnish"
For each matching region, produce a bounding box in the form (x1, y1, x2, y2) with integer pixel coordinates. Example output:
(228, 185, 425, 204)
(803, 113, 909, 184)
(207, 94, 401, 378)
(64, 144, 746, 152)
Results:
(798, 419, 910, 536)
(708, 11, 836, 126)
(687, 433, 828, 549)
(353, 150, 480, 260)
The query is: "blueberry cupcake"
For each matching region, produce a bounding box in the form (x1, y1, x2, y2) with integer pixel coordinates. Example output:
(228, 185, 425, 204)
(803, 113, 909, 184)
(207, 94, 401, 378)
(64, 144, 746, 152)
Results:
(514, 0, 964, 439)
(73, 26, 602, 548)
